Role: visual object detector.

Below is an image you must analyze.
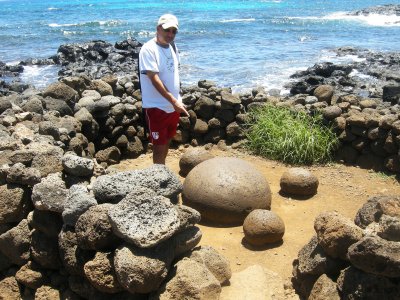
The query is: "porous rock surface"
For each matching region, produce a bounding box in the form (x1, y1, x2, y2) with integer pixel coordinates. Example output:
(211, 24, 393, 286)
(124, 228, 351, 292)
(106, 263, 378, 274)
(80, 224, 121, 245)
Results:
(314, 211, 363, 260)
(182, 157, 272, 224)
(185, 245, 232, 285)
(108, 188, 181, 248)
(150, 257, 222, 300)
(92, 164, 183, 203)
(75, 203, 121, 250)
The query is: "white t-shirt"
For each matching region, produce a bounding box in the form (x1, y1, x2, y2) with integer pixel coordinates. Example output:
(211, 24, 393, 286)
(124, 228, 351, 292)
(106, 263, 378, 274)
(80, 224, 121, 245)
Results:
(139, 38, 181, 113)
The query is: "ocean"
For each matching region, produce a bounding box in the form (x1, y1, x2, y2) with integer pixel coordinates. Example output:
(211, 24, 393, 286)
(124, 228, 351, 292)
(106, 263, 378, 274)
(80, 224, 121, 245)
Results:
(1, 0, 400, 93)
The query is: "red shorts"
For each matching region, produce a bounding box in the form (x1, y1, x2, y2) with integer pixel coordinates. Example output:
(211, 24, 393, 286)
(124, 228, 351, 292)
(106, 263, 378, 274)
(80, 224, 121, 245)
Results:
(144, 108, 180, 145)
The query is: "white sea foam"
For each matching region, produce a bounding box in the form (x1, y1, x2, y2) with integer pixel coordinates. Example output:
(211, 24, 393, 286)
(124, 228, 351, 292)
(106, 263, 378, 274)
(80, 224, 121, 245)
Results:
(49, 20, 123, 28)
(62, 30, 78, 36)
(348, 69, 376, 80)
(220, 18, 256, 23)
(318, 50, 367, 64)
(290, 12, 400, 27)
(299, 35, 312, 42)
(324, 12, 400, 27)
(246, 65, 306, 95)
(49, 23, 77, 27)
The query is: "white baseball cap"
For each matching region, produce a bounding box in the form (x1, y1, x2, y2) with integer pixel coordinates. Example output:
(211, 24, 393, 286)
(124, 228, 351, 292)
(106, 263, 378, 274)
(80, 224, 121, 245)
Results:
(158, 14, 179, 30)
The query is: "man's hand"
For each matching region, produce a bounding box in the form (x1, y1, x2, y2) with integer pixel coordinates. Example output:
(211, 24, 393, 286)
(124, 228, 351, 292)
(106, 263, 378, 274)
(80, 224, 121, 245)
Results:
(171, 99, 189, 117)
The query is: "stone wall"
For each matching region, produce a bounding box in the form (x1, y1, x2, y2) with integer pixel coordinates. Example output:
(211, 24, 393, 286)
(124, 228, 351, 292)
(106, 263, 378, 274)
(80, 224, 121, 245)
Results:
(3, 74, 399, 173)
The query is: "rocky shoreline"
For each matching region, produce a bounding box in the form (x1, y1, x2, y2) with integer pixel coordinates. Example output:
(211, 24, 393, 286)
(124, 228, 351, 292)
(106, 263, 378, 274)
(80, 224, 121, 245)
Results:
(1, 38, 400, 174)
(0, 38, 399, 299)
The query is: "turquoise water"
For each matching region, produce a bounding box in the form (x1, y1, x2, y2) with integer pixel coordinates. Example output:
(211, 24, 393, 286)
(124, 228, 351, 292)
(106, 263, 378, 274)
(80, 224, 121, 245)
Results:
(1, 0, 399, 92)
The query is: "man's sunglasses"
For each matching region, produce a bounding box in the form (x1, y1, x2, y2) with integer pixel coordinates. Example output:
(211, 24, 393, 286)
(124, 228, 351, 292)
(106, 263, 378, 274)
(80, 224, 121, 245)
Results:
(163, 28, 178, 34)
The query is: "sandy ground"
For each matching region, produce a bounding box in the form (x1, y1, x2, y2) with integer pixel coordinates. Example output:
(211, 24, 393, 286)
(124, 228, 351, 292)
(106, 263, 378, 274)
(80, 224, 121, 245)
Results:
(110, 146, 400, 283)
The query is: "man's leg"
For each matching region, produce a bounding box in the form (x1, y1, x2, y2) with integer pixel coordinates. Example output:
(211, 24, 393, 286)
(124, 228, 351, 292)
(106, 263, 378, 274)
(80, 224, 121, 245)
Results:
(152, 143, 169, 164)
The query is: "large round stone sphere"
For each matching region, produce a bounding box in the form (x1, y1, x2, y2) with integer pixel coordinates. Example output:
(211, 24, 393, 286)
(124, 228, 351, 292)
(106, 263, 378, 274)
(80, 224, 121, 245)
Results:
(182, 157, 272, 225)
(243, 209, 285, 246)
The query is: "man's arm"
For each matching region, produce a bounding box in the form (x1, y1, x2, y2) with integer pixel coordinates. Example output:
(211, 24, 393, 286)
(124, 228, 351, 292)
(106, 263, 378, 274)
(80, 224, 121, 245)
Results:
(146, 71, 189, 116)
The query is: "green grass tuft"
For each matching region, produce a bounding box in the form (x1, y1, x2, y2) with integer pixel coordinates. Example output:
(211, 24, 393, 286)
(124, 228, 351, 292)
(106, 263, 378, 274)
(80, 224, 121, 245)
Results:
(245, 104, 339, 165)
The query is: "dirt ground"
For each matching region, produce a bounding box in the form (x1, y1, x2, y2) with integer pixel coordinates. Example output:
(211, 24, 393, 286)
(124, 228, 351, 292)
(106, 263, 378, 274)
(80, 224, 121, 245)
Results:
(110, 146, 400, 283)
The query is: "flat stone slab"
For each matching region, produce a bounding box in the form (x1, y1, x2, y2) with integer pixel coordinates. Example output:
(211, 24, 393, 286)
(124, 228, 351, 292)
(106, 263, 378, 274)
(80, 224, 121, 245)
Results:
(108, 188, 180, 248)
(93, 164, 182, 203)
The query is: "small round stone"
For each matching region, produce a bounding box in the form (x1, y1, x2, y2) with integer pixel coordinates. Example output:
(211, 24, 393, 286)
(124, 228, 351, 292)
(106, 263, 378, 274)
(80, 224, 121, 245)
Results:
(280, 168, 319, 196)
(243, 209, 285, 245)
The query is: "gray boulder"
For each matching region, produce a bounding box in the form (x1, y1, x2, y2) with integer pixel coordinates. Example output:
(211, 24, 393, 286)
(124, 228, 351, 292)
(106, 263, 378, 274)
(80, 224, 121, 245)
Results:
(337, 266, 400, 300)
(322, 106, 342, 120)
(62, 154, 94, 177)
(186, 246, 232, 285)
(39, 120, 60, 140)
(295, 235, 347, 277)
(34, 285, 60, 299)
(22, 97, 44, 114)
(15, 261, 47, 290)
(42, 97, 73, 116)
(27, 209, 63, 238)
(83, 251, 123, 294)
(314, 85, 334, 104)
(32, 172, 68, 213)
(194, 96, 215, 120)
(308, 274, 340, 300)
(30, 146, 64, 177)
(221, 90, 241, 106)
(314, 211, 363, 260)
(354, 195, 400, 228)
(151, 257, 221, 300)
(6, 163, 41, 186)
(75, 203, 122, 250)
(0, 98, 12, 114)
(0, 183, 32, 224)
(30, 229, 62, 269)
(42, 82, 78, 104)
(0, 219, 31, 265)
(94, 146, 121, 166)
(93, 164, 183, 203)
(348, 236, 400, 277)
(175, 205, 201, 232)
(182, 157, 272, 225)
(62, 185, 97, 227)
(171, 226, 202, 258)
(376, 215, 400, 241)
(0, 276, 21, 300)
(58, 227, 93, 276)
(114, 242, 174, 294)
(108, 188, 180, 248)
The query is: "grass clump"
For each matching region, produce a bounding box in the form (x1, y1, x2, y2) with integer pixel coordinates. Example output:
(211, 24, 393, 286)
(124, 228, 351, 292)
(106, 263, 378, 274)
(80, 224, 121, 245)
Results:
(245, 104, 339, 165)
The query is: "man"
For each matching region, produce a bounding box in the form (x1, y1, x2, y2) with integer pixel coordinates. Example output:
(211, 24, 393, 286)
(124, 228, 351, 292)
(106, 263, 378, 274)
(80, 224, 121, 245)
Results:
(139, 14, 189, 164)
